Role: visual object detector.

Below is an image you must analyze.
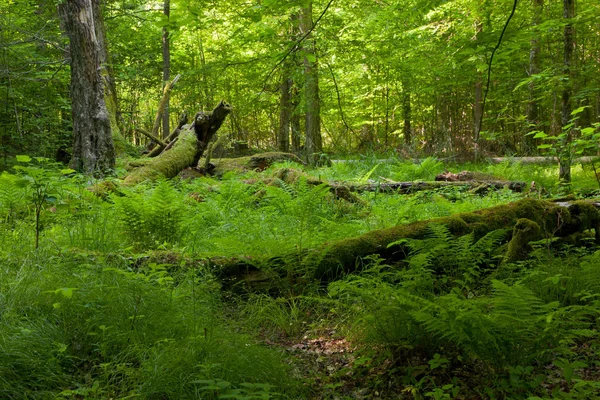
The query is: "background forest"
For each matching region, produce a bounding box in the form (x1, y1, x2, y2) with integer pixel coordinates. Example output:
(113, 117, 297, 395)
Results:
(2, 1, 600, 400)
(1, 0, 599, 162)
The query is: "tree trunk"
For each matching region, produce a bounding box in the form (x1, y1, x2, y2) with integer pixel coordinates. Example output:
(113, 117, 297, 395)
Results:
(123, 101, 231, 186)
(524, 0, 544, 155)
(91, 0, 124, 153)
(59, 0, 115, 176)
(291, 84, 301, 152)
(402, 78, 412, 146)
(278, 69, 291, 152)
(162, 0, 171, 139)
(306, 198, 600, 280)
(300, 2, 322, 164)
(559, 0, 575, 185)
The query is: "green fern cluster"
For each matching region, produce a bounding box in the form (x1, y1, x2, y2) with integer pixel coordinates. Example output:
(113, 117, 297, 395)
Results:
(331, 236, 600, 385)
(0, 171, 27, 223)
(114, 180, 184, 249)
(390, 224, 507, 293)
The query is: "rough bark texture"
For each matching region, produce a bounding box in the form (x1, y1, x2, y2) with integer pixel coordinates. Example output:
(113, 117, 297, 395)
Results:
(559, 0, 575, 184)
(59, 0, 115, 176)
(123, 101, 231, 185)
(305, 198, 600, 280)
(278, 69, 291, 152)
(91, 0, 124, 154)
(524, 0, 544, 155)
(300, 2, 322, 164)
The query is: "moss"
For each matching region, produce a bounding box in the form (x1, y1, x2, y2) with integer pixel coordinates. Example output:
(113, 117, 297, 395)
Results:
(211, 152, 305, 176)
(123, 129, 198, 186)
(310, 198, 600, 281)
(504, 218, 542, 263)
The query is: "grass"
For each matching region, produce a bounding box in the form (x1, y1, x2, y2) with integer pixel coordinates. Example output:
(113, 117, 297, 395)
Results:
(0, 155, 599, 398)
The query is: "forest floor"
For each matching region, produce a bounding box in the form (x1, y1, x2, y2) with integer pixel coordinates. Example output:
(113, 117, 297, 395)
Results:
(1, 154, 600, 399)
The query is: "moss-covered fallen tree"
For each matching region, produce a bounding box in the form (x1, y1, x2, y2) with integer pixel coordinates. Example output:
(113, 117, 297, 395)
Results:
(305, 198, 600, 281)
(123, 101, 231, 185)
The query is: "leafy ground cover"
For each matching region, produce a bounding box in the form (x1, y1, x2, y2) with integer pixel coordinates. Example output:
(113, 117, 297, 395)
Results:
(1, 156, 599, 399)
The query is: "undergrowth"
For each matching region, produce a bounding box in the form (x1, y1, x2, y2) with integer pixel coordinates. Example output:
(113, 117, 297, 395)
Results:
(0, 155, 599, 399)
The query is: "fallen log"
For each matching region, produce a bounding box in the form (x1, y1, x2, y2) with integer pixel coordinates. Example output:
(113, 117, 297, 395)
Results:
(123, 101, 231, 185)
(339, 180, 527, 194)
(304, 198, 600, 281)
(207, 152, 306, 176)
(148, 112, 189, 157)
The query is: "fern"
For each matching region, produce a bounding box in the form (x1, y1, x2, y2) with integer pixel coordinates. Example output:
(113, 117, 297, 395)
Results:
(391, 224, 506, 292)
(114, 180, 184, 249)
(0, 172, 27, 223)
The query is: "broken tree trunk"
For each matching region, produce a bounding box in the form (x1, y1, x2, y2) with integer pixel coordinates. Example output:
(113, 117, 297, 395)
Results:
(123, 101, 231, 186)
(148, 111, 188, 157)
(304, 198, 600, 281)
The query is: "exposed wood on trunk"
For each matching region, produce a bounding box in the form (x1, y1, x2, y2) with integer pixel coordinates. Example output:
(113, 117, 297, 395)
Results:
(123, 101, 231, 185)
(148, 112, 188, 157)
(135, 128, 167, 149)
(151, 74, 181, 140)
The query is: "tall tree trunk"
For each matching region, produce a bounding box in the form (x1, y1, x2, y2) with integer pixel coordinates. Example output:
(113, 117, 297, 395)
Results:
(59, 0, 115, 176)
(525, 0, 544, 155)
(278, 70, 291, 152)
(162, 0, 170, 139)
(300, 1, 322, 164)
(402, 77, 412, 146)
(559, 0, 575, 185)
(91, 0, 124, 153)
(291, 84, 301, 152)
(473, 19, 484, 155)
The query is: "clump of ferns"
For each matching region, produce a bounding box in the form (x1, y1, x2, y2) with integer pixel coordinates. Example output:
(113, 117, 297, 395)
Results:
(389, 224, 508, 295)
(114, 180, 185, 250)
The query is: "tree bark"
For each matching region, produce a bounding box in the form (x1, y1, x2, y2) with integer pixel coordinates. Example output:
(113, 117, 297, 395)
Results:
(559, 0, 575, 185)
(123, 101, 231, 185)
(305, 198, 600, 280)
(278, 68, 291, 152)
(59, 0, 115, 176)
(402, 78, 412, 146)
(300, 2, 322, 164)
(524, 0, 544, 155)
(91, 0, 124, 153)
(162, 0, 171, 139)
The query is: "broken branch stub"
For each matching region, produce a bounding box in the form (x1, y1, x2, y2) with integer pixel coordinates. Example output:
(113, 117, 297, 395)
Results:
(123, 101, 231, 186)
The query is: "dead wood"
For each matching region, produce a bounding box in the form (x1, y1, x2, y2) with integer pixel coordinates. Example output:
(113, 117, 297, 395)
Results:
(303, 198, 600, 281)
(135, 127, 167, 148)
(151, 74, 181, 139)
(123, 101, 231, 185)
(148, 111, 188, 157)
(338, 180, 527, 194)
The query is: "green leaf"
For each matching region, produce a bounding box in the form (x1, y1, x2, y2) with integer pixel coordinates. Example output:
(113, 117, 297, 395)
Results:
(16, 155, 31, 163)
(305, 53, 317, 63)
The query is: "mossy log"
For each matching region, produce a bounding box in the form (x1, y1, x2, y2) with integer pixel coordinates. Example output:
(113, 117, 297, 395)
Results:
(306, 198, 600, 280)
(123, 101, 231, 185)
(208, 152, 306, 176)
(339, 180, 527, 194)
